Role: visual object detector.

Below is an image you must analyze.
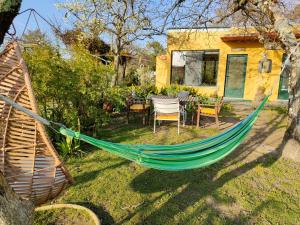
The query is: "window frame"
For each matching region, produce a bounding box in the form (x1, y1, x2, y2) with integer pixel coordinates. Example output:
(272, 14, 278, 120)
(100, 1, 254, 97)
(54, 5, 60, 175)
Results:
(170, 49, 220, 87)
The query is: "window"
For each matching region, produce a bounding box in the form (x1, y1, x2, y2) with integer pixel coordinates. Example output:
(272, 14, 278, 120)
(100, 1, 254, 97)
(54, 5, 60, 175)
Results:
(171, 50, 219, 86)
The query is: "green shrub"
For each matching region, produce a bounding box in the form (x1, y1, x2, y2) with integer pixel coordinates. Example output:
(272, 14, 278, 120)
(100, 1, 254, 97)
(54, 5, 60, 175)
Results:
(23, 39, 114, 157)
(56, 136, 83, 159)
(222, 103, 233, 112)
(158, 85, 203, 98)
(131, 84, 158, 100)
(159, 85, 181, 96)
(104, 86, 131, 112)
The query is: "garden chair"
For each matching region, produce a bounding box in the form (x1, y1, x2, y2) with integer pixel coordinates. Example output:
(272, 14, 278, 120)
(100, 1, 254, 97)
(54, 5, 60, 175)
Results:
(153, 97, 181, 134)
(126, 93, 150, 125)
(196, 96, 224, 128)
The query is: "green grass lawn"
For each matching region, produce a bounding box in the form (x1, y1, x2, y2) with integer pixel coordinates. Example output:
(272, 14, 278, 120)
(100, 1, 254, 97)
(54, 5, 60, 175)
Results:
(34, 111, 300, 225)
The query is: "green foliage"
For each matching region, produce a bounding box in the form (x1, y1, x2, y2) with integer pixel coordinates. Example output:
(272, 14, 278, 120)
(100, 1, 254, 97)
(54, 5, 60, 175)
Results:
(146, 41, 165, 70)
(57, 136, 83, 159)
(23, 34, 114, 156)
(159, 85, 206, 99)
(124, 64, 155, 87)
(157, 85, 227, 112)
(222, 102, 233, 112)
(131, 84, 158, 100)
(104, 86, 131, 112)
(146, 41, 165, 56)
(159, 85, 178, 96)
(136, 66, 155, 86)
(124, 66, 140, 86)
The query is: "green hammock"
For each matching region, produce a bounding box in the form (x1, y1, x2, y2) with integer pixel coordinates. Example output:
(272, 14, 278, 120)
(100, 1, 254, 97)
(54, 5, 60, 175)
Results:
(59, 96, 269, 171)
(0, 93, 268, 171)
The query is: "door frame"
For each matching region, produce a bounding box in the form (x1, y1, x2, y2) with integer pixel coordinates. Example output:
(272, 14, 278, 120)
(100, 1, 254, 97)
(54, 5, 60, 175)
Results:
(224, 54, 248, 98)
(277, 53, 289, 100)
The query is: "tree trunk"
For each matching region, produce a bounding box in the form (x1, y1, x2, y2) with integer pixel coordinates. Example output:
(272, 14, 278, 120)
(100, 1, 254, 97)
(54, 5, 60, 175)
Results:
(287, 49, 300, 141)
(122, 58, 127, 81)
(0, 0, 22, 45)
(0, 173, 33, 225)
(112, 53, 121, 86)
(267, 1, 300, 141)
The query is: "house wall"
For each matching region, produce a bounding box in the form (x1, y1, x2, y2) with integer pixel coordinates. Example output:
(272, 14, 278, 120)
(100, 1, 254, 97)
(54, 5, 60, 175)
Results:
(155, 28, 284, 101)
(156, 55, 168, 88)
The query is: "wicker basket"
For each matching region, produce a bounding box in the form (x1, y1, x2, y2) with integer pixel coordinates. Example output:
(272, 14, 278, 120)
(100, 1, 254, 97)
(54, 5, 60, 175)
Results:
(0, 41, 73, 205)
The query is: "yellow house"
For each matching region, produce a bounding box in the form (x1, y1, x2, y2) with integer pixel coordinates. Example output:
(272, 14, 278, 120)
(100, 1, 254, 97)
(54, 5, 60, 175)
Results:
(156, 26, 300, 101)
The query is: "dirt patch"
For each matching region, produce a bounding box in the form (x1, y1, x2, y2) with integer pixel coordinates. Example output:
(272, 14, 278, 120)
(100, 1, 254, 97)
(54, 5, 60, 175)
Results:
(282, 139, 300, 162)
(205, 196, 245, 219)
(190, 102, 298, 165)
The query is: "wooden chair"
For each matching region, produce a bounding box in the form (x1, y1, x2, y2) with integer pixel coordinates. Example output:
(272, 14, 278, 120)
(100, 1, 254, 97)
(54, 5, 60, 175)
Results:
(126, 95, 150, 125)
(153, 98, 180, 134)
(196, 97, 224, 128)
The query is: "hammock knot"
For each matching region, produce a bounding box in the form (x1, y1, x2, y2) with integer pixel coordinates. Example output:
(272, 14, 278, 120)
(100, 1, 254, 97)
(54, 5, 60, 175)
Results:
(74, 131, 81, 139)
(136, 147, 143, 164)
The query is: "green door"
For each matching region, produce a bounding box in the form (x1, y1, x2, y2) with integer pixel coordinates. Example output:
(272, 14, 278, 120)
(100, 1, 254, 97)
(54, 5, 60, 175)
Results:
(224, 54, 247, 98)
(278, 54, 289, 100)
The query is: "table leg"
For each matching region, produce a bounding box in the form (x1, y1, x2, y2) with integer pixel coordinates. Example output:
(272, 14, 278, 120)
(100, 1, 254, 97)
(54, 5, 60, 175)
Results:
(196, 110, 200, 128)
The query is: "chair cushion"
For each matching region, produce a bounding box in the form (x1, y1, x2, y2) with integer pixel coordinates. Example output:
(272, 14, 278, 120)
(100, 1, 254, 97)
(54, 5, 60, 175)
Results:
(156, 113, 179, 120)
(130, 104, 150, 110)
(200, 108, 216, 115)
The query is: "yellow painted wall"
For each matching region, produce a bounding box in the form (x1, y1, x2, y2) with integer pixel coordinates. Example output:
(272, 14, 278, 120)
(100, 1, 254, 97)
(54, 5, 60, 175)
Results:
(155, 28, 285, 101)
(155, 55, 168, 88)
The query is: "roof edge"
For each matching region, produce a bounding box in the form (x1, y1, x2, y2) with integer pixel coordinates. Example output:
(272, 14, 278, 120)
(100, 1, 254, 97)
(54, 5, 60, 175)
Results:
(167, 26, 232, 33)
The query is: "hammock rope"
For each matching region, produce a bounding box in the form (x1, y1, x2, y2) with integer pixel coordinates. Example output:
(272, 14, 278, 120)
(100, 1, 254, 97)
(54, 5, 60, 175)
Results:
(0, 93, 269, 171)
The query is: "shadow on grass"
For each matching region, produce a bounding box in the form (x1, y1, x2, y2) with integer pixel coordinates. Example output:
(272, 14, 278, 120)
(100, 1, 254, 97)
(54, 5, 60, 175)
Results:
(68, 202, 115, 225)
(100, 122, 218, 145)
(74, 160, 130, 187)
(121, 113, 289, 225)
(97, 107, 243, 145)
(100, 124, 151, 143)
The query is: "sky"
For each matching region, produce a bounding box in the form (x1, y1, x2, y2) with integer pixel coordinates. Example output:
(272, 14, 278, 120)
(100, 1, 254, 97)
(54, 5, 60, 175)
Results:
(13, 1, 66, 36)
(10, 0, 298, 48)
(12, 0, 166, 48)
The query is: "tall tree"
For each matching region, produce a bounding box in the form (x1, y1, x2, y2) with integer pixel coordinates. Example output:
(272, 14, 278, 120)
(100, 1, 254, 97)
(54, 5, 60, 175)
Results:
(0, 0, 22, 44)
(56, 28, 111, 56)
(146, 40, 165, 70)
(57, 0, 155, 85)
(146, 41, 165, 56)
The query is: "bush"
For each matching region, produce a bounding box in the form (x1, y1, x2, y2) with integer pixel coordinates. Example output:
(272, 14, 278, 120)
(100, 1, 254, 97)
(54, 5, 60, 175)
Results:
(104, 86, 131, 112)
(23, 40, 114, 157)
(159, 85, 208, 99)
(130, 84, 158, 100)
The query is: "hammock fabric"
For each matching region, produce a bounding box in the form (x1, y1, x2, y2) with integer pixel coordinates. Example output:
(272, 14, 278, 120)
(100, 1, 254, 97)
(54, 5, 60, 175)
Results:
(60, 96, 268, 171)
